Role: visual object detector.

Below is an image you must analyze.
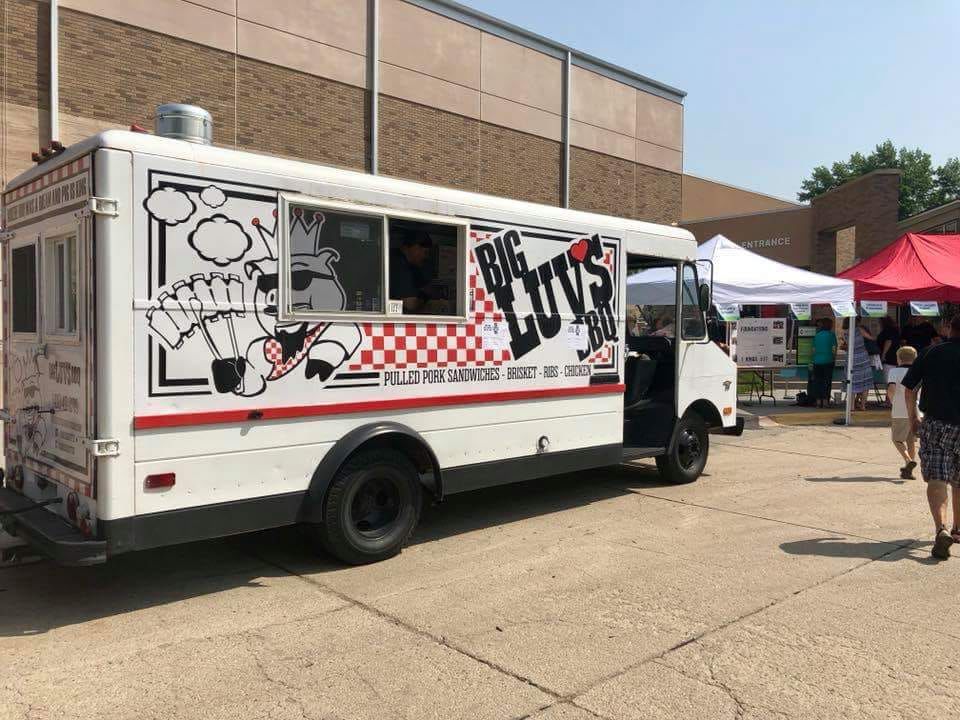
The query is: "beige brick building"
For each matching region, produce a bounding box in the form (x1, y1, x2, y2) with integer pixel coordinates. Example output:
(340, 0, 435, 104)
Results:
(0, 0, 686, 224)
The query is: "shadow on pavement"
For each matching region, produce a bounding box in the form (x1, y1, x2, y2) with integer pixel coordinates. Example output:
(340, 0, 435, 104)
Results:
(779, 536, 935, 564)
(806, 475, 907, 485)
(0, 463, 661, 636)
(0, 538, 301, 638)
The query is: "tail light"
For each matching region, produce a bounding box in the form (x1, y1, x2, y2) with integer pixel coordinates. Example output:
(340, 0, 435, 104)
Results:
(145, 473, 176, 489)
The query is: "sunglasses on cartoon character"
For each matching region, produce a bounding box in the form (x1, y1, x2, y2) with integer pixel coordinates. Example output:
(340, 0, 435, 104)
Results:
(257, 269, 337, 293)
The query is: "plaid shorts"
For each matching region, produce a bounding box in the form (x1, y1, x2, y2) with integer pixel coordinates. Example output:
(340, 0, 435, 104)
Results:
(919, 418, 960, 488)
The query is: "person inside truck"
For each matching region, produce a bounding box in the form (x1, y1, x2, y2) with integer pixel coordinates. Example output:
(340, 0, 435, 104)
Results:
(389, 228, 449, 314)
(652, 311, 676, 338)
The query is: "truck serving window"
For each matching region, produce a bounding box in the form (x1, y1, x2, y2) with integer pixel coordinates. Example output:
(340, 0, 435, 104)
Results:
(281, 197, 466, 319)
(11, 244, 38, 334)
(387, 218, 462, 317)
(46, 232, 79, 334)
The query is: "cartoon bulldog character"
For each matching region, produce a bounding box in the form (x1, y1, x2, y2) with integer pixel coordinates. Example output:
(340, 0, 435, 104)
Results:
(146, 205, 363, 397)
(210, 250, 362, 396)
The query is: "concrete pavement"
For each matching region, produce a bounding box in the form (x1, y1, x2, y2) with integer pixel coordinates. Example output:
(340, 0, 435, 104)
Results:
(2, 424, 957, 720)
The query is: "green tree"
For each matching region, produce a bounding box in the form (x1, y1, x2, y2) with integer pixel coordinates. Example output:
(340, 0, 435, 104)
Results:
(932, 157, 960, 207)
(798, 141, 959, 220)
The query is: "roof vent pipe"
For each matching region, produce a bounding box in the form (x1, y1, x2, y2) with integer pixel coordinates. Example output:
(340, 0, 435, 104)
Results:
(154, 104, 213, 144)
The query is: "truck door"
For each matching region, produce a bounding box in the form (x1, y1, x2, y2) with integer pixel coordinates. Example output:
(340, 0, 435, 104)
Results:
(676, 262, 727, 418)
(4, 212, 96, 505)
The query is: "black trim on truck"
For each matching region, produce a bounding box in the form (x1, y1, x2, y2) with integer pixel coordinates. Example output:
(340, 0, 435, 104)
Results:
(101, 491, 307, 555)
(0, 486, 106, 566)
(442, 443, 622, 494)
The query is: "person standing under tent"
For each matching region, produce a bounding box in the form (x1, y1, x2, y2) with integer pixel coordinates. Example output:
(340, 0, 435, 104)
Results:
(902, 315, 960, 560)
(903, 315, 939, 354)
(876, 315, 901, 381)
(847, 317, 875, 411)
(810, 317, 837, 408)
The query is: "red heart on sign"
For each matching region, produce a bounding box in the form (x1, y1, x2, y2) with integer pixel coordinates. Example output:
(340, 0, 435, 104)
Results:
(569, 238, 590, 263)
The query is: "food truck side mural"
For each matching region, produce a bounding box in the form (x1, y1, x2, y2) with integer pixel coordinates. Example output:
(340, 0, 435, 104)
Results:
(136, 168, 621, 416)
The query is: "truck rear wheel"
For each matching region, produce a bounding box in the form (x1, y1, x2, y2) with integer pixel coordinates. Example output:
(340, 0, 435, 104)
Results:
(656, 413, 708, 484)
(316, 449, 422, 565)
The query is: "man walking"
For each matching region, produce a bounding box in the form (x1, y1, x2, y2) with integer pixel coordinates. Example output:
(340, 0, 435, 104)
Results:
(903, 315, 960, 559)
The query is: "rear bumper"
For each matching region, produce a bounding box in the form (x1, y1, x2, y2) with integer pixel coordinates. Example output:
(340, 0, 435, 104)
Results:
(0, 486, 106, 566)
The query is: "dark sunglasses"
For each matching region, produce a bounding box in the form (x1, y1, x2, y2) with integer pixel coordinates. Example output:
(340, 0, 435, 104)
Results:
(258, 270, 334, 293)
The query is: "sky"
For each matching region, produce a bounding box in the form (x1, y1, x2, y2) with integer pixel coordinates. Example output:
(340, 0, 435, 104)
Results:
(464, 0, 960, 202)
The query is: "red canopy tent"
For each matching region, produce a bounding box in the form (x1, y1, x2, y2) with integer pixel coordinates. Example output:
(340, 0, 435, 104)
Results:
(838, 233, 960, 302)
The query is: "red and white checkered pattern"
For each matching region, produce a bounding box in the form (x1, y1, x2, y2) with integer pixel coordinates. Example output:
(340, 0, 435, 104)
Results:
(602, 247, 615, 270)
(264, 323, 329, 379)
(587, 345, 613, 364)
(4, 156, 90, 201)
(349, 235, 512, 371)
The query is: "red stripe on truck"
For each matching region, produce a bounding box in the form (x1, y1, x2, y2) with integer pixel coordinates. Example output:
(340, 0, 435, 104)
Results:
(133, 384, 626, 430)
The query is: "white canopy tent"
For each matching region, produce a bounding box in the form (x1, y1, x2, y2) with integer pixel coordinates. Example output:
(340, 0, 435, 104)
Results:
(626, 234, 856, 424)
(627, 234, 854, 307)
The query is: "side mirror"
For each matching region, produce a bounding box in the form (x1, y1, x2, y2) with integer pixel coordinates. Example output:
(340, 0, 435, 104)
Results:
(698, 283, 711, 313)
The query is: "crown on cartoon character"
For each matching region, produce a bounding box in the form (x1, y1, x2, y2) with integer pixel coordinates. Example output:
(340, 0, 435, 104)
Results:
(251, 207, 326, 259)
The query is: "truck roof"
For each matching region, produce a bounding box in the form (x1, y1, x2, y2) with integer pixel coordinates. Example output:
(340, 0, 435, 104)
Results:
(5, 131, 696, 258)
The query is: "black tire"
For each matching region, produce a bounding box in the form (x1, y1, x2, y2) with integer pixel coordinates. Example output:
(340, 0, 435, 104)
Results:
(656, 413, 709, 484)
(315, 448, 422, 565)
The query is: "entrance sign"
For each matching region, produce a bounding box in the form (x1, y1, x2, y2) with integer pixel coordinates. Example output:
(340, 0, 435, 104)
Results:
(789, 303, 811, 321)
(735, 318, 787, 367)
(860, 300, 888, 317)
(830, 301, 856, 318)
(716, 303, 740, 322)
(909, 301, 940, 317)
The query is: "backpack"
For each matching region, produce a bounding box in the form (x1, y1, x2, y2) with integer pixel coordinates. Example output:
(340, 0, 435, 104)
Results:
(795, 391, 815, 407)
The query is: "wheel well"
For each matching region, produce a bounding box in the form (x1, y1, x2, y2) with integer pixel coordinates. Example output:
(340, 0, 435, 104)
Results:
(302, 424, 443, 524)
(344, 434, 441, 498)
(685, 399, 722, 429)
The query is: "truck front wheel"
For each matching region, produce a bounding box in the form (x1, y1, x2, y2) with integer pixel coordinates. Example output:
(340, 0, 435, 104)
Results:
(315, 448, 422, 565)
(656, 413, 709, 484)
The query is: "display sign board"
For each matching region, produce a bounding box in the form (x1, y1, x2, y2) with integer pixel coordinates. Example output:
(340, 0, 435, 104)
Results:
(796, 326, 816, 366)
(716, 303, 740, 322)
(830, 301, 856, 318)
(735, 317, 787, 367)
(790, 303, 811, 321)
(910, 301, 940, 317)
(860, 300, 888, 317)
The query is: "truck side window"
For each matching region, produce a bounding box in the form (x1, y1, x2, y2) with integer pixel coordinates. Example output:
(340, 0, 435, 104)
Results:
(681, 264, 706, 340)
(281, 197, 466, 319)
(285, 203, 384, 314)
(388, 218, 462, 316)
(11, 244, 38, 334)
(46, 233, 78, 334)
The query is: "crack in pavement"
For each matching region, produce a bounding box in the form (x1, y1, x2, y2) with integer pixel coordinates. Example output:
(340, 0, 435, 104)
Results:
(516, 698, 611, 720)
(649, 659, 747, 719)
(245, 549, 562, 704)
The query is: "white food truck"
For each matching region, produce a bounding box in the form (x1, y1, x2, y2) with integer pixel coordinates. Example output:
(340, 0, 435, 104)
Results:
(1, 106, 740, 566)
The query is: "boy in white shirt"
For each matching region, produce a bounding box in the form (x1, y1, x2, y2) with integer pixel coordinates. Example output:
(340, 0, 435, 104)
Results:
(888, 345, 918, 479)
